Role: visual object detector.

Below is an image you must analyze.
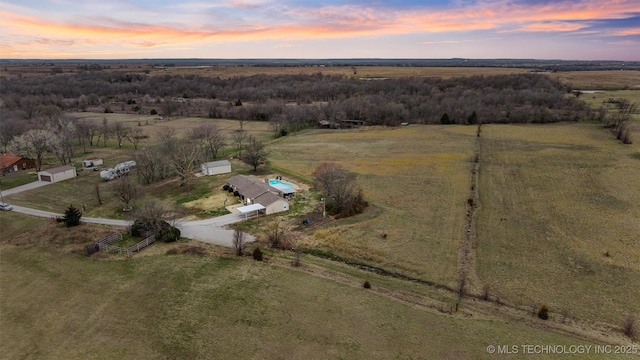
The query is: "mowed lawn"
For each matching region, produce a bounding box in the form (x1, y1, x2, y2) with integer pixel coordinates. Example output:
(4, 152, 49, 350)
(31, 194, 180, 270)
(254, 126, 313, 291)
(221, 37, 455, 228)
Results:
(476, 123, 640, 325)
(1, 243, 624, 360)
(270, 126, 477, 289)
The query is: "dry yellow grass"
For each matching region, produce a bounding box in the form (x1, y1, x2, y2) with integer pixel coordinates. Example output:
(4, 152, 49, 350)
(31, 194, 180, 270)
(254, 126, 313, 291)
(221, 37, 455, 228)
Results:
(476, 123, 640, 324)
(3, 243, 618, 360)
(151, 66, 529, 79)
(270, 125, 477, 288)
(555, 71, 640, 90)
(68, 113, 273, 145)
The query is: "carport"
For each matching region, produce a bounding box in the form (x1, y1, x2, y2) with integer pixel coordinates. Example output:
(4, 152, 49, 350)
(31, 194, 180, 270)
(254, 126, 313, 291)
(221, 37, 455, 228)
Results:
(237, 203, 265, 220)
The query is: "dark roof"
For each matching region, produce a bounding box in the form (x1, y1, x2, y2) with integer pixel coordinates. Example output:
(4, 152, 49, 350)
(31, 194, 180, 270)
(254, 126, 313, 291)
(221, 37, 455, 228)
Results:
(227, 175, 287, 204)
(40, 165, 75, 174)
(254, 191, 285, 207)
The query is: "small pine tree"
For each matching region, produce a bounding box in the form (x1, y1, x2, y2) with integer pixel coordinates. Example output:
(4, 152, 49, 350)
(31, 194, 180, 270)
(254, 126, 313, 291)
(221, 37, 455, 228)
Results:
(440, 113, 451, 125)
(253, 247, 263, 261)
(467, 110, 478, 125)
(235, 99, 243, 106)
(538, 305, 549, 320)
(63, 205, 82, 227)
(150, 109, 157, 115)
(363, 280, 371, 289)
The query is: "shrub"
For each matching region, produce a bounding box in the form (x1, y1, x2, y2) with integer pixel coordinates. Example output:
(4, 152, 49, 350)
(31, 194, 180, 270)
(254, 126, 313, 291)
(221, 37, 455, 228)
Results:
(150, 109, 157, 115)
(253, 247, 263, 261)
(233, 190, 239, 197)
(363, 280, 371, 289)
(131, 218, 180, 242)
(223, 184, 230, 191)
(623, 314, 637, 340)
(235, 99, 243, 106)
(63, 205, 82, 227)
(538, 305, 549, 320)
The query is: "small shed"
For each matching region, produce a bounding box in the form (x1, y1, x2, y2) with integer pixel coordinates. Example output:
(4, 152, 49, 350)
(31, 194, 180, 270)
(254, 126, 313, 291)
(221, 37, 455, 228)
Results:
(202, 160, 232, 176)
(38, 165, 77, 183)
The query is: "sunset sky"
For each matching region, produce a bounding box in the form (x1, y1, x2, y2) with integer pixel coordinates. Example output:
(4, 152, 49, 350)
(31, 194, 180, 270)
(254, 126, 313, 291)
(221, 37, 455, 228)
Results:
(1, 0, 639, 60)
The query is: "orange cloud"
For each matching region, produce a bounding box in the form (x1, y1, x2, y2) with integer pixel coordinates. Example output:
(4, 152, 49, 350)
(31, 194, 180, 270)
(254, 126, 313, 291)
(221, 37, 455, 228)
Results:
(1, 0, 639, 58)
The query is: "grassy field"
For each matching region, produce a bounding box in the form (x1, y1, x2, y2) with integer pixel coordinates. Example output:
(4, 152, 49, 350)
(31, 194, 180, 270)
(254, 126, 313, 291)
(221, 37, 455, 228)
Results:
(269, 126, 477, 288)
(3, 239, 635, 360)
(555, 71, 640, 90)
(67, 113, 274, 145)
(476, 123, 640, 326)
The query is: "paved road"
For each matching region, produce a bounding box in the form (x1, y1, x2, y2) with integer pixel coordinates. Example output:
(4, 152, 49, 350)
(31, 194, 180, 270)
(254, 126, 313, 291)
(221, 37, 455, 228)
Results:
(3, 184, 253, 248)
(1, 181, 52, 196)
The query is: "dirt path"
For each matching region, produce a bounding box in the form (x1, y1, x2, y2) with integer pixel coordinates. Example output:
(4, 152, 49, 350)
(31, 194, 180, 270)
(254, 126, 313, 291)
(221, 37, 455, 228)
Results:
(457, 123, 483, 307)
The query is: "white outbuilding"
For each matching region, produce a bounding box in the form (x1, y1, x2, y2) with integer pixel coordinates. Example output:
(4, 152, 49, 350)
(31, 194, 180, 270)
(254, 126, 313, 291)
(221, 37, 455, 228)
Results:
(38, 165, 77, 183)
(202, 160, 232, 176)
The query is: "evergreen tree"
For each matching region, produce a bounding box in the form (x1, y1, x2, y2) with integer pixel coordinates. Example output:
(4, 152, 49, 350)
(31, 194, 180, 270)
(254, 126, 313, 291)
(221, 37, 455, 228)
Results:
(63, 205, 82, 227)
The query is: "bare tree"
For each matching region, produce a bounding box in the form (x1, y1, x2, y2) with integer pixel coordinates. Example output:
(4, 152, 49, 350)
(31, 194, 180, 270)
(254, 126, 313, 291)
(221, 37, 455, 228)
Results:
(111, 174, 142, 211)
(312, 162, 367, 216)
(10, 129, 50, 171)
(77, 121, 100, 147)
(46, 116, 76, 165)
(113, 122, 130, 148)
(233, 229, 247, 256)
(265, 217, 289, 249)
(231, 130, 248, 158)
(243, 135, 268, 172)
(156, 127, 176, 141)
(188, 123, 226, 160)
(100, 117, 110, 147)
(167, 139, 204, 187)
(0, 114, 25, 153)
(134, 147, 160, 184)
(126, 127, 147, 149)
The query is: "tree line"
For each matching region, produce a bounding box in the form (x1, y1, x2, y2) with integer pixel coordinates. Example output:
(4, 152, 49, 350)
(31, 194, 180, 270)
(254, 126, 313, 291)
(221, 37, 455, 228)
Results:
(1, 72, 595, 129)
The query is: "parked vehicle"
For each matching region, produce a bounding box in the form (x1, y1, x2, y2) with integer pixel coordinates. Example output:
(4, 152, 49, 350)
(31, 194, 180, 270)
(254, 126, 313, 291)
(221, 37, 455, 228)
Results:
(100, 160, 136, 181)
(0, 202, 14, 211)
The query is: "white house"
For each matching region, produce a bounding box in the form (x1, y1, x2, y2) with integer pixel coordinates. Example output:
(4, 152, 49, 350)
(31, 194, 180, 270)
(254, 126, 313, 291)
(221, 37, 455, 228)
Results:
(38, 165, 77, 183)
(202, 160, 231, 176)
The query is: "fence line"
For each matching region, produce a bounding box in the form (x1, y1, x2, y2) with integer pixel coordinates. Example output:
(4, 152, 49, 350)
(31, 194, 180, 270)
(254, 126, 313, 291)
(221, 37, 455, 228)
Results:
(97, 233, 123, 246)
(125, 234, 156, 257)
(93, 232, 155, 257)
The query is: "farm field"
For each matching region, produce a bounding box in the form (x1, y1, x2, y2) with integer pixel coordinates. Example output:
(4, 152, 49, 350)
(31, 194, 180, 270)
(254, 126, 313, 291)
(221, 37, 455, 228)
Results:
(2, 240, 631, 360)
(476, 123, 640, 326)
(270, 125, 477, 288)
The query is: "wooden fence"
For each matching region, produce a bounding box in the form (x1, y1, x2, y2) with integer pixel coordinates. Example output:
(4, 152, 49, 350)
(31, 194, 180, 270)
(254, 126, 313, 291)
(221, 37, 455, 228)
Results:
(95, 232, 156, 257)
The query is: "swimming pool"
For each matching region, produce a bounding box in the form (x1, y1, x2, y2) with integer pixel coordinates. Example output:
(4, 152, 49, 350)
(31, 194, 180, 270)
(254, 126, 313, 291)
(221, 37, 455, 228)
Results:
(269, 179, 292, 188)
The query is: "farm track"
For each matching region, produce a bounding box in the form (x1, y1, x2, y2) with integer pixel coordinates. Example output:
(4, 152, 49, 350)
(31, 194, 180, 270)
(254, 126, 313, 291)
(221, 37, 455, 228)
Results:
(457, 124, 483, 304)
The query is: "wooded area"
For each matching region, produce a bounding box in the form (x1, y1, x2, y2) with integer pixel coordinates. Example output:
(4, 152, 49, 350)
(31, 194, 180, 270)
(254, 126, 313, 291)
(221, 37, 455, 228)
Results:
(1, 71, 594, 130)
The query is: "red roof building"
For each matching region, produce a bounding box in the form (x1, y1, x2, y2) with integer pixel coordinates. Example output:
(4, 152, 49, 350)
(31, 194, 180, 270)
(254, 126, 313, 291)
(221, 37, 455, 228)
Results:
(0, 153, 37, 174)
